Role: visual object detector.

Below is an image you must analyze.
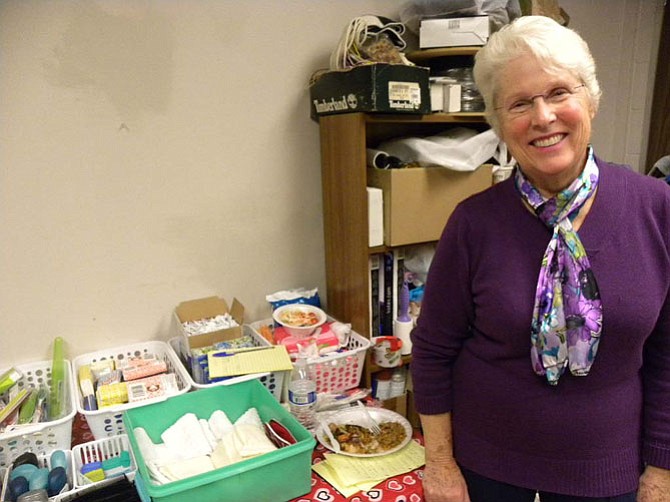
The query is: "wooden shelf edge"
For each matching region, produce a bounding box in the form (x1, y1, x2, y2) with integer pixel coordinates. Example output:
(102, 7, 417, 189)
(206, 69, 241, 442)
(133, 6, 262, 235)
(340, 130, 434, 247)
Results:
(407, 46, 482, 62)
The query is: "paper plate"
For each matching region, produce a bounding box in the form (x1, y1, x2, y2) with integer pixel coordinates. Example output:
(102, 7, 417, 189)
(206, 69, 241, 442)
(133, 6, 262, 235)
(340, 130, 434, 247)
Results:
(316, 407, 412, 457)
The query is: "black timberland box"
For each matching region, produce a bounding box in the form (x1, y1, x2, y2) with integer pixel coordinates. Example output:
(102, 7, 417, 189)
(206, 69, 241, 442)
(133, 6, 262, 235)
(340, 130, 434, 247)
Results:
(309, 63, 430, 119)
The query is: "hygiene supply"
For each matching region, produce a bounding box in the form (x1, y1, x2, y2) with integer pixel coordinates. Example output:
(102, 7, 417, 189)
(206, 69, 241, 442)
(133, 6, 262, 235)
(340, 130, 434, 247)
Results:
(81, 461, 105, 483)
(0, 367, 23, 394)
(49, 337, 66, 420)
(102, 451, 132, 477)
(394, 281, 413, 355)
(18, 389, 39, 424)
(77, 365, 97, 411)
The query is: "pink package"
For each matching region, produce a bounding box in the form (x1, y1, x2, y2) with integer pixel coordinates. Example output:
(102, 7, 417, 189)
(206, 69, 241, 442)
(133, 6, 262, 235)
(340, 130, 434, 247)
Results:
(121, 360, 167, 381)
(276, 323, 339, 355)
(126, 373, 178, 403)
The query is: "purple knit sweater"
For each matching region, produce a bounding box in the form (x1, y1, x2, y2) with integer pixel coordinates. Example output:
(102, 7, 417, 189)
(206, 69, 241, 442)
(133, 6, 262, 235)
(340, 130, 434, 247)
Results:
(410, 159, 670, 497)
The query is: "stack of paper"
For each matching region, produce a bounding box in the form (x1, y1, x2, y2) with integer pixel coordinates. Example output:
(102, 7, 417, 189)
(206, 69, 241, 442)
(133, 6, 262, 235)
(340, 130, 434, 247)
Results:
(312, 440, 425, 497)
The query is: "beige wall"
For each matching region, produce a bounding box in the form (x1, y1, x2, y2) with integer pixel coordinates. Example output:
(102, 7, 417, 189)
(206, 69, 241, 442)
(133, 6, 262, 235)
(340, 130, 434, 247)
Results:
(0, 0, 663, 367)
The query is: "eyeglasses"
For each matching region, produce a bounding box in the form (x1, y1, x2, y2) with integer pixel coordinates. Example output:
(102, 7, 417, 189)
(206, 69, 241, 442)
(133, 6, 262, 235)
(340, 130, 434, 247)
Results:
(496, 84, 585, 116)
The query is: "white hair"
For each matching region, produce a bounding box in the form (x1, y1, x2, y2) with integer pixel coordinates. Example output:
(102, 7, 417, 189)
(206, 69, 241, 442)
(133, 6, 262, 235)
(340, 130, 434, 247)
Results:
(473, 16, 601, 135)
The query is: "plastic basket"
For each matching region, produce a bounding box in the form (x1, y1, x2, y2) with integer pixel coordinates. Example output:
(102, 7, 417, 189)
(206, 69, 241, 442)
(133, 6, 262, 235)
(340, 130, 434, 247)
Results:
(72, 341, 191, 440)
(1, 449, 76, 501)
(0, 360, 77, 468)
(124, 380, 315, 502)
(71, 434, 136, 489)
(168, 325, 286, 401)
(249, 318, 371, 394)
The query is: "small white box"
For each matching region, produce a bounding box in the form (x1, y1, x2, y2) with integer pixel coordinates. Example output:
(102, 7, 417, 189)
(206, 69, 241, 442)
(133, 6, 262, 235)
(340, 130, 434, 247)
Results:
(444, 83, 462, 112)
(420, 16, 490, 48)
(367, 187, 384, 247)
(430, 77, 461, 113)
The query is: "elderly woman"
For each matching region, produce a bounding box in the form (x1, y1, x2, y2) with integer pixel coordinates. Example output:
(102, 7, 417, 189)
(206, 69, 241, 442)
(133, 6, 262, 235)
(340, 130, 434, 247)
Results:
(410, 15, 670, 502)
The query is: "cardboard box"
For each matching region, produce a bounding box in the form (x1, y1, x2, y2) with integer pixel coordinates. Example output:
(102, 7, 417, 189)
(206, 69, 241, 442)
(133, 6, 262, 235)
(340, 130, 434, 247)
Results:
(310, 63, 430, 119)
(420, 16, 490, 48)
(367, 165, 492, 246)
(174, 296, 245, 351)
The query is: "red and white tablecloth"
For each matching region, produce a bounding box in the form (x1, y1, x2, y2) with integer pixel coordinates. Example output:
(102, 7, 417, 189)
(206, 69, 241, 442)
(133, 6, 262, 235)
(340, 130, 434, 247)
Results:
(291, 430, 425, 502)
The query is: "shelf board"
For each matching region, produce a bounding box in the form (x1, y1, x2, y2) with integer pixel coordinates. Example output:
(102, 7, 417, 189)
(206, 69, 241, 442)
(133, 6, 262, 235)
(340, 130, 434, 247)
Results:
(365, 112, 486, 124)
(407, 46, 481, 63)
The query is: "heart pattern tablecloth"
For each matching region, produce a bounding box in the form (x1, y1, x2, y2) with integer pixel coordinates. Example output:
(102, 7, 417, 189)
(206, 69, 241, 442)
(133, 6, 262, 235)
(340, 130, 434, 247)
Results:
(290, 431, 425, 502)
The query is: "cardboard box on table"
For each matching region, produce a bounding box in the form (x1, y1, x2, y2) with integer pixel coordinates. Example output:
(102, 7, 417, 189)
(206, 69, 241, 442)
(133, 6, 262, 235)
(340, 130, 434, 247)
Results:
(173, 296, 246, 381)
(310, 63, 431, 119)
(367, 164, 493, 247)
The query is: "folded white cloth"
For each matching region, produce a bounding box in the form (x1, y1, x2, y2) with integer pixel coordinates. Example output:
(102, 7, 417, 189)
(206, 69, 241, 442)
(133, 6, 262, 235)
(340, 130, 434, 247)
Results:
(233, 423, 277, 458)
(210, 430, 243, 469)
(161, 412, 213, 458)
(208, 409, 234, 440)
(200, 418, 218, 450)
(133, 427, 182, 467)
(158, 455, 215, 482)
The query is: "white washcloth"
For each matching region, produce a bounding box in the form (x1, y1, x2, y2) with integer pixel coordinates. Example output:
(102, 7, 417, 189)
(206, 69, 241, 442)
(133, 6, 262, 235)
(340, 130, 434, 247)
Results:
(208, 409, 234, 440)
(158, 455, 215, 482)
(233, 423, 277, 458)
(199, 418, 218, 450)
(161, 413, 213, 459)
(234, 407, 263, 429)
(210, 429, 243, 469)
(133, 427, 182, 467)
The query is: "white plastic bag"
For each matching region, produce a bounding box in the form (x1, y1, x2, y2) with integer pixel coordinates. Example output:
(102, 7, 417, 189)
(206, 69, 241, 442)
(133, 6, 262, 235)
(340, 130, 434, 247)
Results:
(378, 127, 502, 171)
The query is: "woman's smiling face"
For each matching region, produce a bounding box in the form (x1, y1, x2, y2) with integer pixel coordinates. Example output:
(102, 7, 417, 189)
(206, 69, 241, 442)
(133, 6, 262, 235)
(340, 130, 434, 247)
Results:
(496, 55, 594, 196)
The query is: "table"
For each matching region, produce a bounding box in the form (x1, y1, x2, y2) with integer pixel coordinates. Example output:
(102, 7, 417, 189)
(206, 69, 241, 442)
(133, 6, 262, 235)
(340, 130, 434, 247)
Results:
(72, 414, 426, 501)
(290, 429, 425, 502)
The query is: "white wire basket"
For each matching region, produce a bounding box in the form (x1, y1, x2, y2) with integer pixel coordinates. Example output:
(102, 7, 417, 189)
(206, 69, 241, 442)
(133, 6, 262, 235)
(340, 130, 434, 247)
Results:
(0, 360, 77, 468)
(71, 434, 136, 489)
(168, 324, 286, 401)
(249, 317, 371, 394)
(72, 341, 191, 440)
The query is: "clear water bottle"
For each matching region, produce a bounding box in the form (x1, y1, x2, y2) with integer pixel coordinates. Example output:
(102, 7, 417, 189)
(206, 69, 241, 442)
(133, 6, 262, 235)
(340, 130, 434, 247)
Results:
(288, 356, 317, 432)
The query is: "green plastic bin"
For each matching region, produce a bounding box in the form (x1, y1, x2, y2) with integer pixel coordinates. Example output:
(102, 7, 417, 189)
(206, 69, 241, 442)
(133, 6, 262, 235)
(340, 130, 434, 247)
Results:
(123, 380, 316, 502)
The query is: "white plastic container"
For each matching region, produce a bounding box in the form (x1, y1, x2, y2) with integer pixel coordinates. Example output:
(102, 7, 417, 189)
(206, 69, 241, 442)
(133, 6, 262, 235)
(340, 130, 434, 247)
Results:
(72, 341, 191, 440)
(249, 317, 371, 394)
(0, 360, 77, 468)
(168, 324, 286, 401)
(71, 434, 136, 489)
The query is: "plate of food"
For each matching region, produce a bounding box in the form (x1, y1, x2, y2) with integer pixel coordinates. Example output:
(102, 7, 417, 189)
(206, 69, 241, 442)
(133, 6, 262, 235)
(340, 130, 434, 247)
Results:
(316, 406, 412, 457)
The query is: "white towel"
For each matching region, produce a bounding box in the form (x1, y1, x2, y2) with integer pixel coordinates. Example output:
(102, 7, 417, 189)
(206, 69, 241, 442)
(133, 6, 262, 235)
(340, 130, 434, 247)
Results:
(161, 413, 213, 459)
(199, 418, 218, 450)
(133, 427, 182, 467)
(233, 423, 277, 458)
(210, 429, 243, 469)
(208, 409, 234, 440)
(158, 455, 215, 482)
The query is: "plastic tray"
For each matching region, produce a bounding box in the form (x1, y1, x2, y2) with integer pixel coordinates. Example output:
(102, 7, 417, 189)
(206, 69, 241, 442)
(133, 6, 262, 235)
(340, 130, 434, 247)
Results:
(168, 324, 285, 401)
(0, 360, 77, 468)
(71, 434, 136, 489)
(249, 318, 371, 394)
(1, 449, 75, 501)
(72, 341, 191, 440)
(124, 380, 315, 502)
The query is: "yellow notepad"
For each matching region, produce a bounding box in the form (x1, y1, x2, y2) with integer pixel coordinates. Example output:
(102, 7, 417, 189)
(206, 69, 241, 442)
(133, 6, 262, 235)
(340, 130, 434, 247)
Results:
(207, 345, 294, 378)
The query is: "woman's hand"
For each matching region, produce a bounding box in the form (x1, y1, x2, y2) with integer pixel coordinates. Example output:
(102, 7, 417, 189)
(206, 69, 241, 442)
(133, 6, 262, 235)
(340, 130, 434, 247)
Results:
(423, 459, 471, 502)
(638, 465, 670, 501)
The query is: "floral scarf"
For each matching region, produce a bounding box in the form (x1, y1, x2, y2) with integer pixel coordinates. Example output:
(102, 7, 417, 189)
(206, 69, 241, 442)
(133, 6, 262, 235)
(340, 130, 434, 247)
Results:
(515, 149, 603, 385)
